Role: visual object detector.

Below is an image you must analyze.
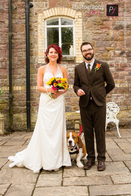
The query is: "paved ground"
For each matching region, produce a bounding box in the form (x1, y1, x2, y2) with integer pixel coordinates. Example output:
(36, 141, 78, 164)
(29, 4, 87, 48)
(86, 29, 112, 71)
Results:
(0, 128, 131, 196)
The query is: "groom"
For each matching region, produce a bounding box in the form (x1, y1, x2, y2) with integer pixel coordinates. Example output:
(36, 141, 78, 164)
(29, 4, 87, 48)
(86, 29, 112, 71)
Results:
(73, 42, 115, 171)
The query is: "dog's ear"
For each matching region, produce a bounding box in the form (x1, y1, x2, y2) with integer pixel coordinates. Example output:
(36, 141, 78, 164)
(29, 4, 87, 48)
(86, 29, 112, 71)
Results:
(78, 136, 83, 148)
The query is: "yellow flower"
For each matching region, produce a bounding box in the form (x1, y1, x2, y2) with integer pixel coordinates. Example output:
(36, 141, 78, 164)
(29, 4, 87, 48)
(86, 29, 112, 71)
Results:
(61, 78, 67, 82)
(63, 83, 68, 89)
(47, 77, 55, 85)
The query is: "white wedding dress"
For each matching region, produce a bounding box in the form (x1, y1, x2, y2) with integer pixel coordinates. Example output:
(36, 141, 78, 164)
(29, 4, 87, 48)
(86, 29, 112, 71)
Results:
(8, 64, 71, 173)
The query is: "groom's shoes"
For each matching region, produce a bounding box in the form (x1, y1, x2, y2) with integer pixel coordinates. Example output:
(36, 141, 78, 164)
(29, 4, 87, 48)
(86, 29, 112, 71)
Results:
(97, 160, 106, 171)
(84, 159, 95, 170)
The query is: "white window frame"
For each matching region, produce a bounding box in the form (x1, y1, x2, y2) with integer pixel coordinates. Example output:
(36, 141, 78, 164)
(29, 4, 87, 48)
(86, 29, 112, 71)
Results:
(45, 17, 75, 56)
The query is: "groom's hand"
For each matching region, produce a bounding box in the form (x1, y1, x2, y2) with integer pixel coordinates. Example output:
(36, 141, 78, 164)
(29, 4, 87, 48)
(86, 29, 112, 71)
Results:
(77, 89, 85, 97)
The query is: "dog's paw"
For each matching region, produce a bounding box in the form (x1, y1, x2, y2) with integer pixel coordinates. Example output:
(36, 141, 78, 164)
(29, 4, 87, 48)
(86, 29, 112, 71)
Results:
(77, 162, 84, 168)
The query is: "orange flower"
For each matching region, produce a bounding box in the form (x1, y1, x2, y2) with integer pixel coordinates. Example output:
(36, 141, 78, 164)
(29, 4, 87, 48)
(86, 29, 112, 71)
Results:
(95, 63, 101, 73)
(53, 82, 58, 87)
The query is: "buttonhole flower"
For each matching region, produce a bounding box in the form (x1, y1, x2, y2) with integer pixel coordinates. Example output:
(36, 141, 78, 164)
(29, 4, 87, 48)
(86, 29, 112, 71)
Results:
(95, 63, 101, 73)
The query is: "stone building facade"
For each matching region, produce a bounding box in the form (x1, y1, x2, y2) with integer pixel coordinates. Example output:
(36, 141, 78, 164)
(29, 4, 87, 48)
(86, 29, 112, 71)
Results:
(0, 0, 131, 131)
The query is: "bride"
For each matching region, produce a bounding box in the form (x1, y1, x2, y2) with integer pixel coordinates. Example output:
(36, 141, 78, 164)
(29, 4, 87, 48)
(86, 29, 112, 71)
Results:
(8, 45, 71, 173)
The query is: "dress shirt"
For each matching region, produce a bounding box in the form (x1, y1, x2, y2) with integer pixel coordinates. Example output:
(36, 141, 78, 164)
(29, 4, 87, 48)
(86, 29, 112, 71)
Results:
(85, 58, 95, 71)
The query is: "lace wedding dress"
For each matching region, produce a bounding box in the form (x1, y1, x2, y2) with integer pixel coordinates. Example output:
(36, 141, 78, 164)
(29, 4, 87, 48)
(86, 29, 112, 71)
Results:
(8, 64, 71, 173)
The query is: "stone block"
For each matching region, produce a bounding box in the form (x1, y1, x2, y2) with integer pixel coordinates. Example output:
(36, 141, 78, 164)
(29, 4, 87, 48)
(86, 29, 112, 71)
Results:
(5, 184, 34, 196)
(0, 168, 38, 184)
(89, 184, 131, 196)
(33, 186, 88, 196)
(112, 174, 131, 184)
(0, 184, 10, 195)
(86, 162, 130, 177)
(36, 171, 62, 187)
(63, 166, 85, 177)
(63, 176, 112, 186)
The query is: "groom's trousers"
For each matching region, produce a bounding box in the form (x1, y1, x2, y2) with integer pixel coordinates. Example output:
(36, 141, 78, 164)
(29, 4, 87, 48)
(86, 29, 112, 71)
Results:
(80, 98, 106, 162)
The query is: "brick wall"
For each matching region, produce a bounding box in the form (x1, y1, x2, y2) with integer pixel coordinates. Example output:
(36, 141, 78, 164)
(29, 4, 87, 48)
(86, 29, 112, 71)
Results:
(0, 0, 131, 131)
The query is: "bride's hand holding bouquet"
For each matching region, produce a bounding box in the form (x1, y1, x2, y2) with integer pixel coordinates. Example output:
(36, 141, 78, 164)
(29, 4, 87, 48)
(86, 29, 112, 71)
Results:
(47, 77, 68, 99)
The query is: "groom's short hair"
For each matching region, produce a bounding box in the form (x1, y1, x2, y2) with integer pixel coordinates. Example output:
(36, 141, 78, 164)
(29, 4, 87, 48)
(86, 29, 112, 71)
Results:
(80, 42, 94, 52)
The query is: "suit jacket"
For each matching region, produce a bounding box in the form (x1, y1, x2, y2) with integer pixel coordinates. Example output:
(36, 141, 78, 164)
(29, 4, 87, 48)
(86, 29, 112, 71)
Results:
(73, 59, 115, 107)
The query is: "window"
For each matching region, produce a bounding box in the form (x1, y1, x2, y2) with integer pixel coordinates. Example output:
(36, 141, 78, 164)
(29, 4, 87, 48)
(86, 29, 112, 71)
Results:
(45, 17, 75, 56)
(38, 7, 83, 63)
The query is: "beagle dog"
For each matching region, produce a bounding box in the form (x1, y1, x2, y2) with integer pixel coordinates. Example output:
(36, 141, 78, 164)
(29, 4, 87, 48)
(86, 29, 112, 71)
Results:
(66, 131, 87, 168)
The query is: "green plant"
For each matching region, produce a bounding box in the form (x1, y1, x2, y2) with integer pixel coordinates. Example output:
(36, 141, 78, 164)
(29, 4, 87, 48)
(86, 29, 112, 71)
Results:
(0, 88, 8, 102)
(0, 88, 3, 100)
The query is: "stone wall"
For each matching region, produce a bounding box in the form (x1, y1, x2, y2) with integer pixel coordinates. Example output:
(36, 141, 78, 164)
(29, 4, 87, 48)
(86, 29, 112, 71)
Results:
(0, 0, 131, 131)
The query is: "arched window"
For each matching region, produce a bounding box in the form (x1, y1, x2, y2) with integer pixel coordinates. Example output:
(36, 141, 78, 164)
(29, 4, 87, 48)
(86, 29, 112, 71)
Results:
(45, 17, 75, 56)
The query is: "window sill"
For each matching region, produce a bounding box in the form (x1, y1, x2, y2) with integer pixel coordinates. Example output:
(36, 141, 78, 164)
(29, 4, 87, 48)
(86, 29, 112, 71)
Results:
(62, 55, 76, 61)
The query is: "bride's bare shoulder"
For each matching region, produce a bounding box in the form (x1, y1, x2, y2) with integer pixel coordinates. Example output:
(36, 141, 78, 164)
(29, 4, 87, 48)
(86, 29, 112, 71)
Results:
(38, 65, 47, 73)
(59, 65, 67, 72)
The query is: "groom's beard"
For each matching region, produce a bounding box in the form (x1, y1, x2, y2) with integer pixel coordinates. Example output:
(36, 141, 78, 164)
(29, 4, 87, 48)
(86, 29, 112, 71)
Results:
(83, 52, 94, 61)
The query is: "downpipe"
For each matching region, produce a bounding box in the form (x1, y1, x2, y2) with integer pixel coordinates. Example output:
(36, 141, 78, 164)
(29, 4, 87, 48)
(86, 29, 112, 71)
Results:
(25, 0, 33, 132)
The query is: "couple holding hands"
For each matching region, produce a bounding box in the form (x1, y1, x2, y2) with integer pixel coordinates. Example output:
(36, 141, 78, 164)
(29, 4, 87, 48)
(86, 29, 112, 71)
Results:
(8, 42, 115, 173)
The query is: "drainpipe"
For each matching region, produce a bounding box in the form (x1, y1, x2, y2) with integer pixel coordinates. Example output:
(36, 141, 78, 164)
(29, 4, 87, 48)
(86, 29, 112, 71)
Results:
(9, 0, 13, 132)
(25, 1, 33, 132)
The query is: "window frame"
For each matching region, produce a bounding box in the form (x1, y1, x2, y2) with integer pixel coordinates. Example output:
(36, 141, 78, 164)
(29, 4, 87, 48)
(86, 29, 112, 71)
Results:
(45, 17, 76, 56)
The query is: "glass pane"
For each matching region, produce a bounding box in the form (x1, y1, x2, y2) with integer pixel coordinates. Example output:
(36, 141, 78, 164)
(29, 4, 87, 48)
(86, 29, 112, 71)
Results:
(47, 28, 59, 46)
(61, 18, 73, 25)
(47, 18, 59, 25)
(61, 27, 73, 55)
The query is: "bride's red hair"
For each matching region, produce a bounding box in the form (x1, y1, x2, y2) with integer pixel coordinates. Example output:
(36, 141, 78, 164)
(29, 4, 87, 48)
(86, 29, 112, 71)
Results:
(45, 45, 63, 64)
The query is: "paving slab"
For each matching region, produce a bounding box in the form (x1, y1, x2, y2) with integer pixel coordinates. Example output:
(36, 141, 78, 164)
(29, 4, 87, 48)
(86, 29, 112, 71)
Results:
(105, 152, 112, 161)
(128, 138, 131, 143)
(4, 184, 34, 196)
(0, 184, 10, 195)
(63, 166, 85, 177)
(89, 184, 131, 196)
(0, 158, 8, 169)
(0, 146, 25, 158)
(115, 141, 131, 153)
(107, 147, 131, 161)
(109, 152, 131, 161)
(124, 160, 131, 171)
(118, 129, 131, 138)
(0, 168, 38, 184)
(36, 170, 62, 187)
(106, 139, 121, 149)
(0, 135, 13, 141)
(33, 186, 88, 196)
(0, 141, 6, 145)
(63, 176, 112, 186)
(3, 140, 26, 146)
(114, 138, 130, 143)
(111, 174, 131, 184)
(86, 162, 130, 176)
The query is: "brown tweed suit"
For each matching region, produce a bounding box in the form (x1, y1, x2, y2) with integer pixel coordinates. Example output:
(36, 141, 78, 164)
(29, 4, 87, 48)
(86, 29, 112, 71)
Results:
(73, 59, 115, 161)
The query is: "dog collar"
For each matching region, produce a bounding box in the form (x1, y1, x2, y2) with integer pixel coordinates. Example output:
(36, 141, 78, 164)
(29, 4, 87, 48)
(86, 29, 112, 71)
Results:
(69, 145, 79, 154)
(69, 149, 79, 155)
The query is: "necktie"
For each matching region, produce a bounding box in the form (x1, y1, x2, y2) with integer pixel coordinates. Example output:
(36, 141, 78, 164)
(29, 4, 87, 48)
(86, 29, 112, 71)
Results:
(87, 64, 90, 74)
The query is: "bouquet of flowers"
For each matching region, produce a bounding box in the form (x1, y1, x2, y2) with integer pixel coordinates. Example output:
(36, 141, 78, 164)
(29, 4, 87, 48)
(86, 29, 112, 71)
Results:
(47, 77, 68, 98)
